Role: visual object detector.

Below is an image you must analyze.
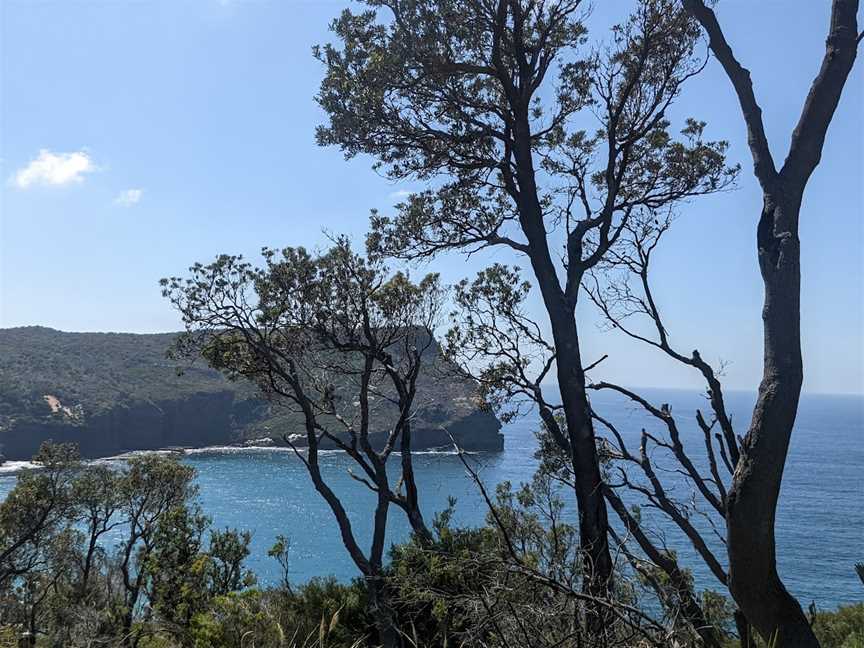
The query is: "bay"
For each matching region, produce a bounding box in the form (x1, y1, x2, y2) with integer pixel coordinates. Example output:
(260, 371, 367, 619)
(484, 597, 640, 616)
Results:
(1, 389, 860, 609)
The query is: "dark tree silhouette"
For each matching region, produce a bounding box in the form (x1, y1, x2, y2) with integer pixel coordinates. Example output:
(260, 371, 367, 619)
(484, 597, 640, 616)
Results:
(678, 2, 861, 646)
(162, 240, 442, 648)
(314, 0, 736, 605)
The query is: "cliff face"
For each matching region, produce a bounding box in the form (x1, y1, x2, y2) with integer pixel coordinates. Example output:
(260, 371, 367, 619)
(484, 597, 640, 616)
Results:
(0, 327, 502, 460)
(0, 391, 239, 460)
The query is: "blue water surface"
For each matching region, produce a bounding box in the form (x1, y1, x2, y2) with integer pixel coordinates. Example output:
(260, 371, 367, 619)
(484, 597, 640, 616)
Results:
(1, 389, 860, 608)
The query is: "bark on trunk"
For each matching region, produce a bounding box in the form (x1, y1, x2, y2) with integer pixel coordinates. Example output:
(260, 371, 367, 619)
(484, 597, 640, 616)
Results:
(680, 2, 859, 645)
(727, 196, 816, 647)
(511, 119, 612, 602)
(537, 262, 612, 604)
(557, 339, 613, 596)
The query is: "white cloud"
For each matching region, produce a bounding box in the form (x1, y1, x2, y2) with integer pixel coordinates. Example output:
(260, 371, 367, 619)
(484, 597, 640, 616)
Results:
(114, 188, 143, 207)
(12, 149, 96, 188)
(389, 189, 412, 200)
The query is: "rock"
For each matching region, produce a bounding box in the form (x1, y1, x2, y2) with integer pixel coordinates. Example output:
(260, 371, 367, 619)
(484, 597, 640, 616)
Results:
(242, 437, 275, 448)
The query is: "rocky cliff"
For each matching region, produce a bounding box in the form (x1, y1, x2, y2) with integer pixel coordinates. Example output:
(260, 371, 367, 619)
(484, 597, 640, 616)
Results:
(0, 327, 503, 460)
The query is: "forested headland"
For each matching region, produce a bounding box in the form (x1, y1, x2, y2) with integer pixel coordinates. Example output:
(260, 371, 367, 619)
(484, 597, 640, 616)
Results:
(0, 326, 502, 460)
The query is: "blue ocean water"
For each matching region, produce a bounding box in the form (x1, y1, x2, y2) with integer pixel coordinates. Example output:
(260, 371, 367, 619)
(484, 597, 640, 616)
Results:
(1, 389, 860, 608)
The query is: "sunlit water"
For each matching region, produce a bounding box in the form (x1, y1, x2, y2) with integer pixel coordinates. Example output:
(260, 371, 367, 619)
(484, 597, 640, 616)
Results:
(1, 389, 860, 608)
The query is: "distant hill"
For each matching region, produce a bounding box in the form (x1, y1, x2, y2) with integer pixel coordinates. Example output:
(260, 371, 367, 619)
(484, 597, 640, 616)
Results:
(0, 327, 502, 460)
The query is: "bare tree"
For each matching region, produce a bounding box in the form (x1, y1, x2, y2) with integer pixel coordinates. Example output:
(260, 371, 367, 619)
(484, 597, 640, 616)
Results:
(672, 2, 861, 645)
(315, 0, 737, 603)
(162, 239, 443, 647)
(443, 259, 726, 645)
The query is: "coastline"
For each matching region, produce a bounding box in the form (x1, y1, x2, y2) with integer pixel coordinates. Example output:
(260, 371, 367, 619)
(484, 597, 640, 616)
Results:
(0, 442, 480, 477)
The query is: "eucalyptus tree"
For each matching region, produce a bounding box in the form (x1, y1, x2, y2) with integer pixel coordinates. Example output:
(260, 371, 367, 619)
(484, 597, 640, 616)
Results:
(162, 239, 443, 647)
(0, 443, 78, 593)
(676, 2, 860, 646)
(315, 0, 737, 600)
(445, 258, 725, 647)
(115, 454, 198, 646)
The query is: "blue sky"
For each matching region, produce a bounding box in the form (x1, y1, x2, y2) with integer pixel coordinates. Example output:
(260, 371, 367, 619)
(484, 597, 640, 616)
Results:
(1, 1, 861, 395)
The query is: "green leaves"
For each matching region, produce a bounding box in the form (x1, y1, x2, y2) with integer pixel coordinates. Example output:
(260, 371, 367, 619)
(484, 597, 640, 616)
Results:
(208, 527, 256, 596)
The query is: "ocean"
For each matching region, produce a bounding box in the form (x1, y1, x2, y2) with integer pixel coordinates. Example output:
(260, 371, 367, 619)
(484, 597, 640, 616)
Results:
(1, 389, 861, 609)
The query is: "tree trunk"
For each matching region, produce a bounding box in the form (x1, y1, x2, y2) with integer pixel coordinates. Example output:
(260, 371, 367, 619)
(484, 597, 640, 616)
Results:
(369, 475, 401, 647)
(366, 572, 401, 648)
(510, 119, 612, 602)
(400, 421, 434, 544)
(727, 195, 817, 647)
(680, 2, 859, 645)
(78, 531, 98, 600)
(549, 305, 613, 601)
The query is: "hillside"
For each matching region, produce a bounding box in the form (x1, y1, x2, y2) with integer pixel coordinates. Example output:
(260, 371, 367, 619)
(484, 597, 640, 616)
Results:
(0, 327, 502, 460)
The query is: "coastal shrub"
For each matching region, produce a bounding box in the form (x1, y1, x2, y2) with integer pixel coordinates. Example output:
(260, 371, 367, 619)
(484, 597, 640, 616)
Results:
(189, 590, 283, 648)
(1, 442, 859, 648)
(273, 577, 372, 647)
(812, 604, 864, 648)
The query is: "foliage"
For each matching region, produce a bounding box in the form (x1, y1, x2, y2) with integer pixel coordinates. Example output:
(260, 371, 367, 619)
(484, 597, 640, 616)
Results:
(188, 590, 283, 648)
(314, 0, 737, 605)
(0, 444, 251, 647)
(0, 327, 231, 426)
(0, 324, 491, 456)
(1, 442, 860, 647)
(208, 527, 257, 596)
(812, 605, 864, 648)
(162, 238, 448, 646)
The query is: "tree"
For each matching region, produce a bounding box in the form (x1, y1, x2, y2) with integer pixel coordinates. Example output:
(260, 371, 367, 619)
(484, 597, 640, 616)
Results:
(443, 254, 727, 646)
(0, 443, 78, 592)
(267, 534, 292, 593)
(162, 239, 444, 647)
(145, 504, 211, 644)
(115, 453, 198, 645)
(207, 528, 256, 597)
(315, 0, 736, 604)
(70, 464, 123, 601)
(675, 2, 860, 645)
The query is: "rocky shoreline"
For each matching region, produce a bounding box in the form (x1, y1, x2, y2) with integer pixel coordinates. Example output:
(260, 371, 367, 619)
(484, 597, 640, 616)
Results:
(0, 437, 497, 477)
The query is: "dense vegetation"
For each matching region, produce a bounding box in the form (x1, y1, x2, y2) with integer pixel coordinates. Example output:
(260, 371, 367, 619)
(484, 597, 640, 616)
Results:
(0, 327, 500, 458)
(0, 327, 238, 425)
(1, 443, 861, 648)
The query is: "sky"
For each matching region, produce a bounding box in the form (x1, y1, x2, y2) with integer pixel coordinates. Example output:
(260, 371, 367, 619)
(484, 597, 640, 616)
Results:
(0, 0, 861, 395)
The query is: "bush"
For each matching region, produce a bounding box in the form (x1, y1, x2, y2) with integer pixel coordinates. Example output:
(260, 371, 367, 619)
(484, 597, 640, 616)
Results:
(813, 604, 864, 648)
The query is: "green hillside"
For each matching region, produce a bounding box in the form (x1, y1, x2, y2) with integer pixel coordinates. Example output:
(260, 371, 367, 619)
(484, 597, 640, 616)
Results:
(0, 327, 502, 459)
(0, 327, 239, 426)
